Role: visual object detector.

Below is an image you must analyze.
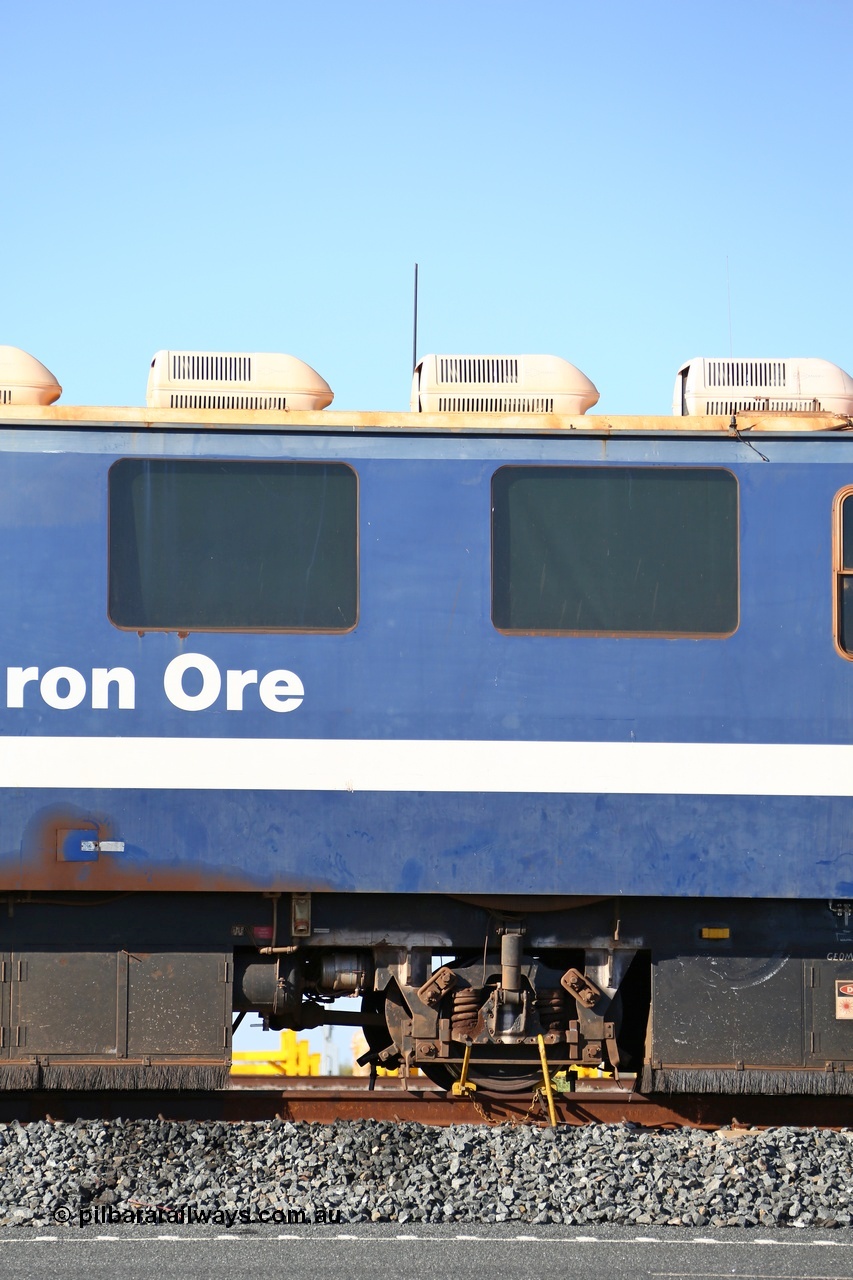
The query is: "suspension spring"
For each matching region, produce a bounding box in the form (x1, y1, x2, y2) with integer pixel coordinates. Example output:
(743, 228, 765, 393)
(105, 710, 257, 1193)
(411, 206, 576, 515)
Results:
(450, 987, 483, 1038)
(535, 988, 570, 1034)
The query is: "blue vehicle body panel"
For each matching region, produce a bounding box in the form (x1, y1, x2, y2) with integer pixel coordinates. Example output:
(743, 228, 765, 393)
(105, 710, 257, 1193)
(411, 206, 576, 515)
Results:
(1, 423, 852, 898)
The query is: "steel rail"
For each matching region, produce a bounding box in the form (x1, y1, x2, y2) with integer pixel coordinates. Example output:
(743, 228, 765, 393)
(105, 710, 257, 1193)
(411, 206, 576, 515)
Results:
(0, 1077, 852, 1128)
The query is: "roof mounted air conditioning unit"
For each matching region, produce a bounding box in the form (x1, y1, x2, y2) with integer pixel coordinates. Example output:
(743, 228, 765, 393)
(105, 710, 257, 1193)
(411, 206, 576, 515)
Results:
(673, 357, 853, 416)
(146, 351, 333, 411)
(0, 346, 61, 406)
(411, 354, 599, 414)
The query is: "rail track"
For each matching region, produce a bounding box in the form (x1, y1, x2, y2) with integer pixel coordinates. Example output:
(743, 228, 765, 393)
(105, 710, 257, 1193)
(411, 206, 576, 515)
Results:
(1, 1076, 852, 1128)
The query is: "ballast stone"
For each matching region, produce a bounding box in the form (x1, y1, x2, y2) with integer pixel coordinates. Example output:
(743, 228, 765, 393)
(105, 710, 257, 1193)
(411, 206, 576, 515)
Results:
(0, 1119, 851, 1227)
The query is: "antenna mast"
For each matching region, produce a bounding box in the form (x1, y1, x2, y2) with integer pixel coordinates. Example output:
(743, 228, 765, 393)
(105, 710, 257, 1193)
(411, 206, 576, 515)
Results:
(726, 256, 733, 357)
(412, 263, 419, 372)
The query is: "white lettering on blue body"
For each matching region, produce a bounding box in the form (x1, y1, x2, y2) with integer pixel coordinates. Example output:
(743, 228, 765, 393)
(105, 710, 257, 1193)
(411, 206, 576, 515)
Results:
(5, 657, 303, 714)
(226, 668, 258, 710)
(40, 667, 87, 709)
(163, 655, 303, 713)
(258, 669, 304, 713)
(6, 667, 38, 707)
(8, 665, 136, 710)
(163, 654, 221, 711)
(92, 668, 136, 710)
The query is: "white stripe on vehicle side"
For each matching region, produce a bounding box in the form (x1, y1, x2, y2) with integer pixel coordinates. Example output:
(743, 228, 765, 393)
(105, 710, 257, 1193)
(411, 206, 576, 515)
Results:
(0, 736, 850, 796)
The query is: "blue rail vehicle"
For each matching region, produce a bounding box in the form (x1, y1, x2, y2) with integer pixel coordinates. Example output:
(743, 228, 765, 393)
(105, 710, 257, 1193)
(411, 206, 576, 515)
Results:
(0, 343, 853, 1093)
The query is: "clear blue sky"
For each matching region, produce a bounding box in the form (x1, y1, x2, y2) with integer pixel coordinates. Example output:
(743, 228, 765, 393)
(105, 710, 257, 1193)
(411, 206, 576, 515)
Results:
(4, 0, 851, 416)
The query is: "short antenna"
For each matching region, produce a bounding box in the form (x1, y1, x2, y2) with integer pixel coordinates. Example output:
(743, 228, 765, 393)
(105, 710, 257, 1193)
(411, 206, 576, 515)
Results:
(412, 263, 419, 373)
(726, 255, 733, 357)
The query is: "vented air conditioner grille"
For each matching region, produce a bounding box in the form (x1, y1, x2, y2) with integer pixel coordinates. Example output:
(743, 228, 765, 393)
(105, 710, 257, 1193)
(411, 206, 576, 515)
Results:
(437, 396, 554, 413)
(706, 360, 787, 389)
(171, 354, 252, 383)
(704, 398, 818, 414)
(0, 389, 11, 404)
(438, 357, 519, 385)
(169, 393, 287, 410)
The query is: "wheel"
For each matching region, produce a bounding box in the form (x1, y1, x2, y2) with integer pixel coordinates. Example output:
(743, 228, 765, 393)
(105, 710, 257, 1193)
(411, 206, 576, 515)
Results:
(425, 1048, 545, 1094)
(418, 1063, 457, 1090)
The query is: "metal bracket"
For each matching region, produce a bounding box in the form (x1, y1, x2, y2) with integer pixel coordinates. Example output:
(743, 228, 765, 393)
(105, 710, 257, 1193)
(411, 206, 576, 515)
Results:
(416, 966, 458, 1008)
(561, 967, 604, 1010)
(604, 1021, 621, 1078)
(829, 900, 853, 929)
(291, 893, 311, 938)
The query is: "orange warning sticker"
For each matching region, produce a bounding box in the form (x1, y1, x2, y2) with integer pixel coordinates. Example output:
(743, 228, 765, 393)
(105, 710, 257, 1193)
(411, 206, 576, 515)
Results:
(836, 981, 853, 1018)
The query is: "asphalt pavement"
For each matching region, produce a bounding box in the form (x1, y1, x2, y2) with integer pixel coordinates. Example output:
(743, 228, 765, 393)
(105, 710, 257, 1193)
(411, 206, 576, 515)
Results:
(1, 1225, 853, 1280)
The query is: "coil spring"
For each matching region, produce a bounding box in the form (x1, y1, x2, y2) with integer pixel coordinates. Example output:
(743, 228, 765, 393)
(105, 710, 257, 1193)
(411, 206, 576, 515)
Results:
(450, 987, 483, 1038)
(535, 988, 570, 1033)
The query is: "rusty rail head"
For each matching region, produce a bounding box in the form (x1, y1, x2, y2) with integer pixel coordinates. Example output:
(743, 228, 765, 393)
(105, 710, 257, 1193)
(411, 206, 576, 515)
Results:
(3, 1077, 853, 1128)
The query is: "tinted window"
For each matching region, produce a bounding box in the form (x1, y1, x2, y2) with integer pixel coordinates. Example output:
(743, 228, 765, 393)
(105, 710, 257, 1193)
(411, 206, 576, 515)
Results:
(842, 496, 853, 571)
(492, 466, 738, 635)
(837, 493, 853, 653)
(109, 459, 357, 631)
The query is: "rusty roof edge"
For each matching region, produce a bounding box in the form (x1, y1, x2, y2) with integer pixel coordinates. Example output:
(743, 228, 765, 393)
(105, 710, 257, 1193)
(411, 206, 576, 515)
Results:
(0, 405, 849, 435)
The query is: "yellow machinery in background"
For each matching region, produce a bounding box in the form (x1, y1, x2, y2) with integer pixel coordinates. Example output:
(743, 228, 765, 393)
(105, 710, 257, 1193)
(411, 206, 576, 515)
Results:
(231, 1030, 321, 1077)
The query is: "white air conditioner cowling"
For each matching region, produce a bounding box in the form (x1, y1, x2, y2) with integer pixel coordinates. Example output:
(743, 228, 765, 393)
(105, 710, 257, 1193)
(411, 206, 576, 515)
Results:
(0, 346, 61, 406)
(146, 350, 333, 411)
(673, 357, 853, 416)
(411, 354, 599, 414)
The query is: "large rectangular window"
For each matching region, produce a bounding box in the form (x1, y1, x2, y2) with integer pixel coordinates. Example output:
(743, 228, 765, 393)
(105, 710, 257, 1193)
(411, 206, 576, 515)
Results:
(834, 488, 853, 656)
(109, 459, 358, 631)
(492, 466, 738, 635)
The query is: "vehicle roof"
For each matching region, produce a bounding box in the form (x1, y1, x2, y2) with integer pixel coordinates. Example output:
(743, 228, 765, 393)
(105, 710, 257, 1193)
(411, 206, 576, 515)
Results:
(0, 405, 851, 437)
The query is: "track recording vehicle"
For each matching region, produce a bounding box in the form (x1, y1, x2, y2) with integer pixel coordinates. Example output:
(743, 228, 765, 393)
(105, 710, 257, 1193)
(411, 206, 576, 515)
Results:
(0, 342, 852, 1094)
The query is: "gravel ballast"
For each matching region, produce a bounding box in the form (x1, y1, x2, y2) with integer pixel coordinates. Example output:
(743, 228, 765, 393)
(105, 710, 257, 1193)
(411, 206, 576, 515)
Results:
(0, 1119, 851, 1228)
